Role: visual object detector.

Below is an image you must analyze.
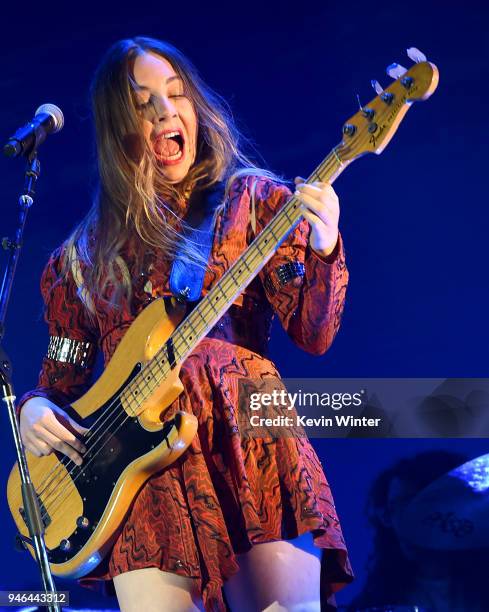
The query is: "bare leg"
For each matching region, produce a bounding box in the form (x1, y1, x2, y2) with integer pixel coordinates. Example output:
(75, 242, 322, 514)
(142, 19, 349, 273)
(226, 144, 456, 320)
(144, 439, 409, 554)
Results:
(223, 531, 322, 611)
(113, 567, 204, 612)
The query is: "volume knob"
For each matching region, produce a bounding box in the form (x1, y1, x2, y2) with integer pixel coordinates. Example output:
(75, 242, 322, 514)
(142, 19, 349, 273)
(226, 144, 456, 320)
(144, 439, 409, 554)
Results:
(59, 539, 71, 552)
(76, 516, 90, 529)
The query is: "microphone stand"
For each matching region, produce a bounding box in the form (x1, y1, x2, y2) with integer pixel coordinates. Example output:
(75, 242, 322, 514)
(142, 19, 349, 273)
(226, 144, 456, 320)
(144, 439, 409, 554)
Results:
(1, 150, 62, 612)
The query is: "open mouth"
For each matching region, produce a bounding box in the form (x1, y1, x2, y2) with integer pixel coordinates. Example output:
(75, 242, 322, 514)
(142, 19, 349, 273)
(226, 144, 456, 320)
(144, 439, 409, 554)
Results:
(154, 130, 185, 163)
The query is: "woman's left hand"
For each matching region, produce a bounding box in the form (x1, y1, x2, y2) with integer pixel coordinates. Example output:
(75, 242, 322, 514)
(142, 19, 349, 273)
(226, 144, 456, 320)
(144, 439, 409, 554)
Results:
(294, 176, 340, 258)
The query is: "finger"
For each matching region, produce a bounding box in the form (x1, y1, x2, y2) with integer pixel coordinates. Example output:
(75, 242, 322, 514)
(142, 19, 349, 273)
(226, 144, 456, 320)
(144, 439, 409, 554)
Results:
(26, 433, 53, 457)
(23, 436, 44, 457)
(51, 405, 90, 436)
(25, 445, 43, 457)
(43, 414, 87, 454)
(295, 186, 339, 217)
(27, 446, 42, 458)
(36, 426, 84, 465)
(300, 205, 326, 227)
(67, 417, 90, 436)
(296, 191, 334, 223)
(296, 182, 338, 202)
(295, 176, 332, 188)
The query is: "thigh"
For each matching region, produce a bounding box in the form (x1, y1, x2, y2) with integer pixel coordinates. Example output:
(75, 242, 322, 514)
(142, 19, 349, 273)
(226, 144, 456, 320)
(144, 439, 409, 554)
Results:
(223, 532, 322, 612)
(113, 567, 204, 612)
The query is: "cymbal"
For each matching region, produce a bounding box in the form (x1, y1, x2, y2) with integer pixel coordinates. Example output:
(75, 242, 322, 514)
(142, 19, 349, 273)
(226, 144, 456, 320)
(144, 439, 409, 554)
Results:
(400, 453, 489, 550)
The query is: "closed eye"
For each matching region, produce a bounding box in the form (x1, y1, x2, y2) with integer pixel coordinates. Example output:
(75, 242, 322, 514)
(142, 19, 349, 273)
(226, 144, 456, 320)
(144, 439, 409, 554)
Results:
(136, 94, 185, 109)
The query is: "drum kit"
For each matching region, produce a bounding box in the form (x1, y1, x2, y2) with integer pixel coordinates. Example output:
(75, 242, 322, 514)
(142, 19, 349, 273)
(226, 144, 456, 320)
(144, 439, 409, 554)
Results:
(347, 453, 489, 612)
(400, 453, 489, 551)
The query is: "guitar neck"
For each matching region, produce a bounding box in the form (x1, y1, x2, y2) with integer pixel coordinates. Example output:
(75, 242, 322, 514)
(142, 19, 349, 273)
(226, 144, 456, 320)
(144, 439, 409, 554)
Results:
(125, 147, 347, 409)
(119, 56, 440, 411)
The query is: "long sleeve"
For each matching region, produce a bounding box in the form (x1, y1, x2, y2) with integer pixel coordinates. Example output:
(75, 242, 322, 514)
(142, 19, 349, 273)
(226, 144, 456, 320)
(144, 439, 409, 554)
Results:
(16, 246, 99, 415)
(250, 177, 349, 356)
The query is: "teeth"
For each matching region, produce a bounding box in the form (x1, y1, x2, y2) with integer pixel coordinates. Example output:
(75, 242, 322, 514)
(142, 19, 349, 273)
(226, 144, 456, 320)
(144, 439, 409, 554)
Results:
(161, 149, 183, 161)
(163, 131, 180, 139)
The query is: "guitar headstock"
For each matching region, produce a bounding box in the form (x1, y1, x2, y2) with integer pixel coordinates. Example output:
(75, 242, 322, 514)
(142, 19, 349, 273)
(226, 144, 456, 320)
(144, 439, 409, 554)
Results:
(337, 49, 439, 163)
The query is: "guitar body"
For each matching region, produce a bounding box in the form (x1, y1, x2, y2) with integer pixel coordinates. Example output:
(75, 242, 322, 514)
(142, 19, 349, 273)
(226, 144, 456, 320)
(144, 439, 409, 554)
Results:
(7, 297, 198, 578)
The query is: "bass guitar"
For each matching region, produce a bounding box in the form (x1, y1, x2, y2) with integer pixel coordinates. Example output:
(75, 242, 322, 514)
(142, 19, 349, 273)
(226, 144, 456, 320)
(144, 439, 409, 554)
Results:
(7, 50, 439, 578)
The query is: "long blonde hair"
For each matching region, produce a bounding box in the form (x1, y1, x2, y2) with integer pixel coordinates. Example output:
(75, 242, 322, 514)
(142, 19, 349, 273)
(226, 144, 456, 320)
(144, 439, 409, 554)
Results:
(63, 37, 284, 313)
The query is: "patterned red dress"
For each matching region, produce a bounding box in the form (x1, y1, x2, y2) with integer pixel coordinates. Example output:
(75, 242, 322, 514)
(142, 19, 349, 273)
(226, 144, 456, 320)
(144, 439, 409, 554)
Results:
(18, 175, 354, 610)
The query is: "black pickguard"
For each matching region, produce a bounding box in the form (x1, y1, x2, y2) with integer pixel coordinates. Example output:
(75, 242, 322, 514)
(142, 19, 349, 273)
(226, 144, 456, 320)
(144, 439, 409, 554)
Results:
(40, 364, 175, 565)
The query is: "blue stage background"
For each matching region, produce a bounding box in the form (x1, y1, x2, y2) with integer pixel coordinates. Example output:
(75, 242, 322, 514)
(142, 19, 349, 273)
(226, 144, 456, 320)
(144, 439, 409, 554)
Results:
(1, 0, 487, 608)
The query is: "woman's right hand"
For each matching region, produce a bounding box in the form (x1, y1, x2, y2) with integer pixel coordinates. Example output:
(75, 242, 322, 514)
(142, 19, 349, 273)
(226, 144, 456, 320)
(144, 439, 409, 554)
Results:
(19, 397, 88, 465)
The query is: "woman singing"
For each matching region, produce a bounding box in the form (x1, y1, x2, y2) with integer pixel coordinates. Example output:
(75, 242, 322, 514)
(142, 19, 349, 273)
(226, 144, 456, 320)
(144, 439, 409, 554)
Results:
(17, 37, 353, 611)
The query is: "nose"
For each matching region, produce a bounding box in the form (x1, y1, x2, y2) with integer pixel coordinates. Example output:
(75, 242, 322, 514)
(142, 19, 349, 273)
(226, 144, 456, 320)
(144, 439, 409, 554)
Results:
(150, 94, 177, 122)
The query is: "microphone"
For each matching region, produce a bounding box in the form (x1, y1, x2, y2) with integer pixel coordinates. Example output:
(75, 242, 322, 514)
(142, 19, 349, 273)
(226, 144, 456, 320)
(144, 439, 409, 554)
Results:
(3, 104, 64, 158)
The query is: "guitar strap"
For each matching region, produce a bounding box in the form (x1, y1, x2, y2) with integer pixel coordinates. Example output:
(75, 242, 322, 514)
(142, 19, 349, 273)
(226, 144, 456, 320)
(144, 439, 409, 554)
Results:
(249, 176, 258, 236)
(68, 179, 248, 310)
(169, 181, 226, 302)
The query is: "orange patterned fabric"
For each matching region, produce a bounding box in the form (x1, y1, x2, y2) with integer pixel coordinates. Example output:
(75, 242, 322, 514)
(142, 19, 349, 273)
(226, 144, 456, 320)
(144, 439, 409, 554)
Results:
(18, 176, 353, 610)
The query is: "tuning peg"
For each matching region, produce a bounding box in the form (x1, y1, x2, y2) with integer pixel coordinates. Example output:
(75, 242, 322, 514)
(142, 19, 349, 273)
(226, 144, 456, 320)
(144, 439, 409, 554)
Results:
(371, 80, 395, 105)
(371, 80, 384, 95)
(356, 93, 375, 120)
(386, 63, 407, 79)
(407, 47, 427, 63)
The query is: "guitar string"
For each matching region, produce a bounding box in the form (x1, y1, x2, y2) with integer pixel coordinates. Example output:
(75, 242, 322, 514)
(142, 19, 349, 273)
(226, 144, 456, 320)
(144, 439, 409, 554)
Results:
(35, 148, 344, 517)
(32, 151, 334, 501)
(41, 86, 396, 488)
(37, 89, 409, 524)
(35, 145, 356, 520)
(35, 149, 344, 520)
(34, 186, 311, 511)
